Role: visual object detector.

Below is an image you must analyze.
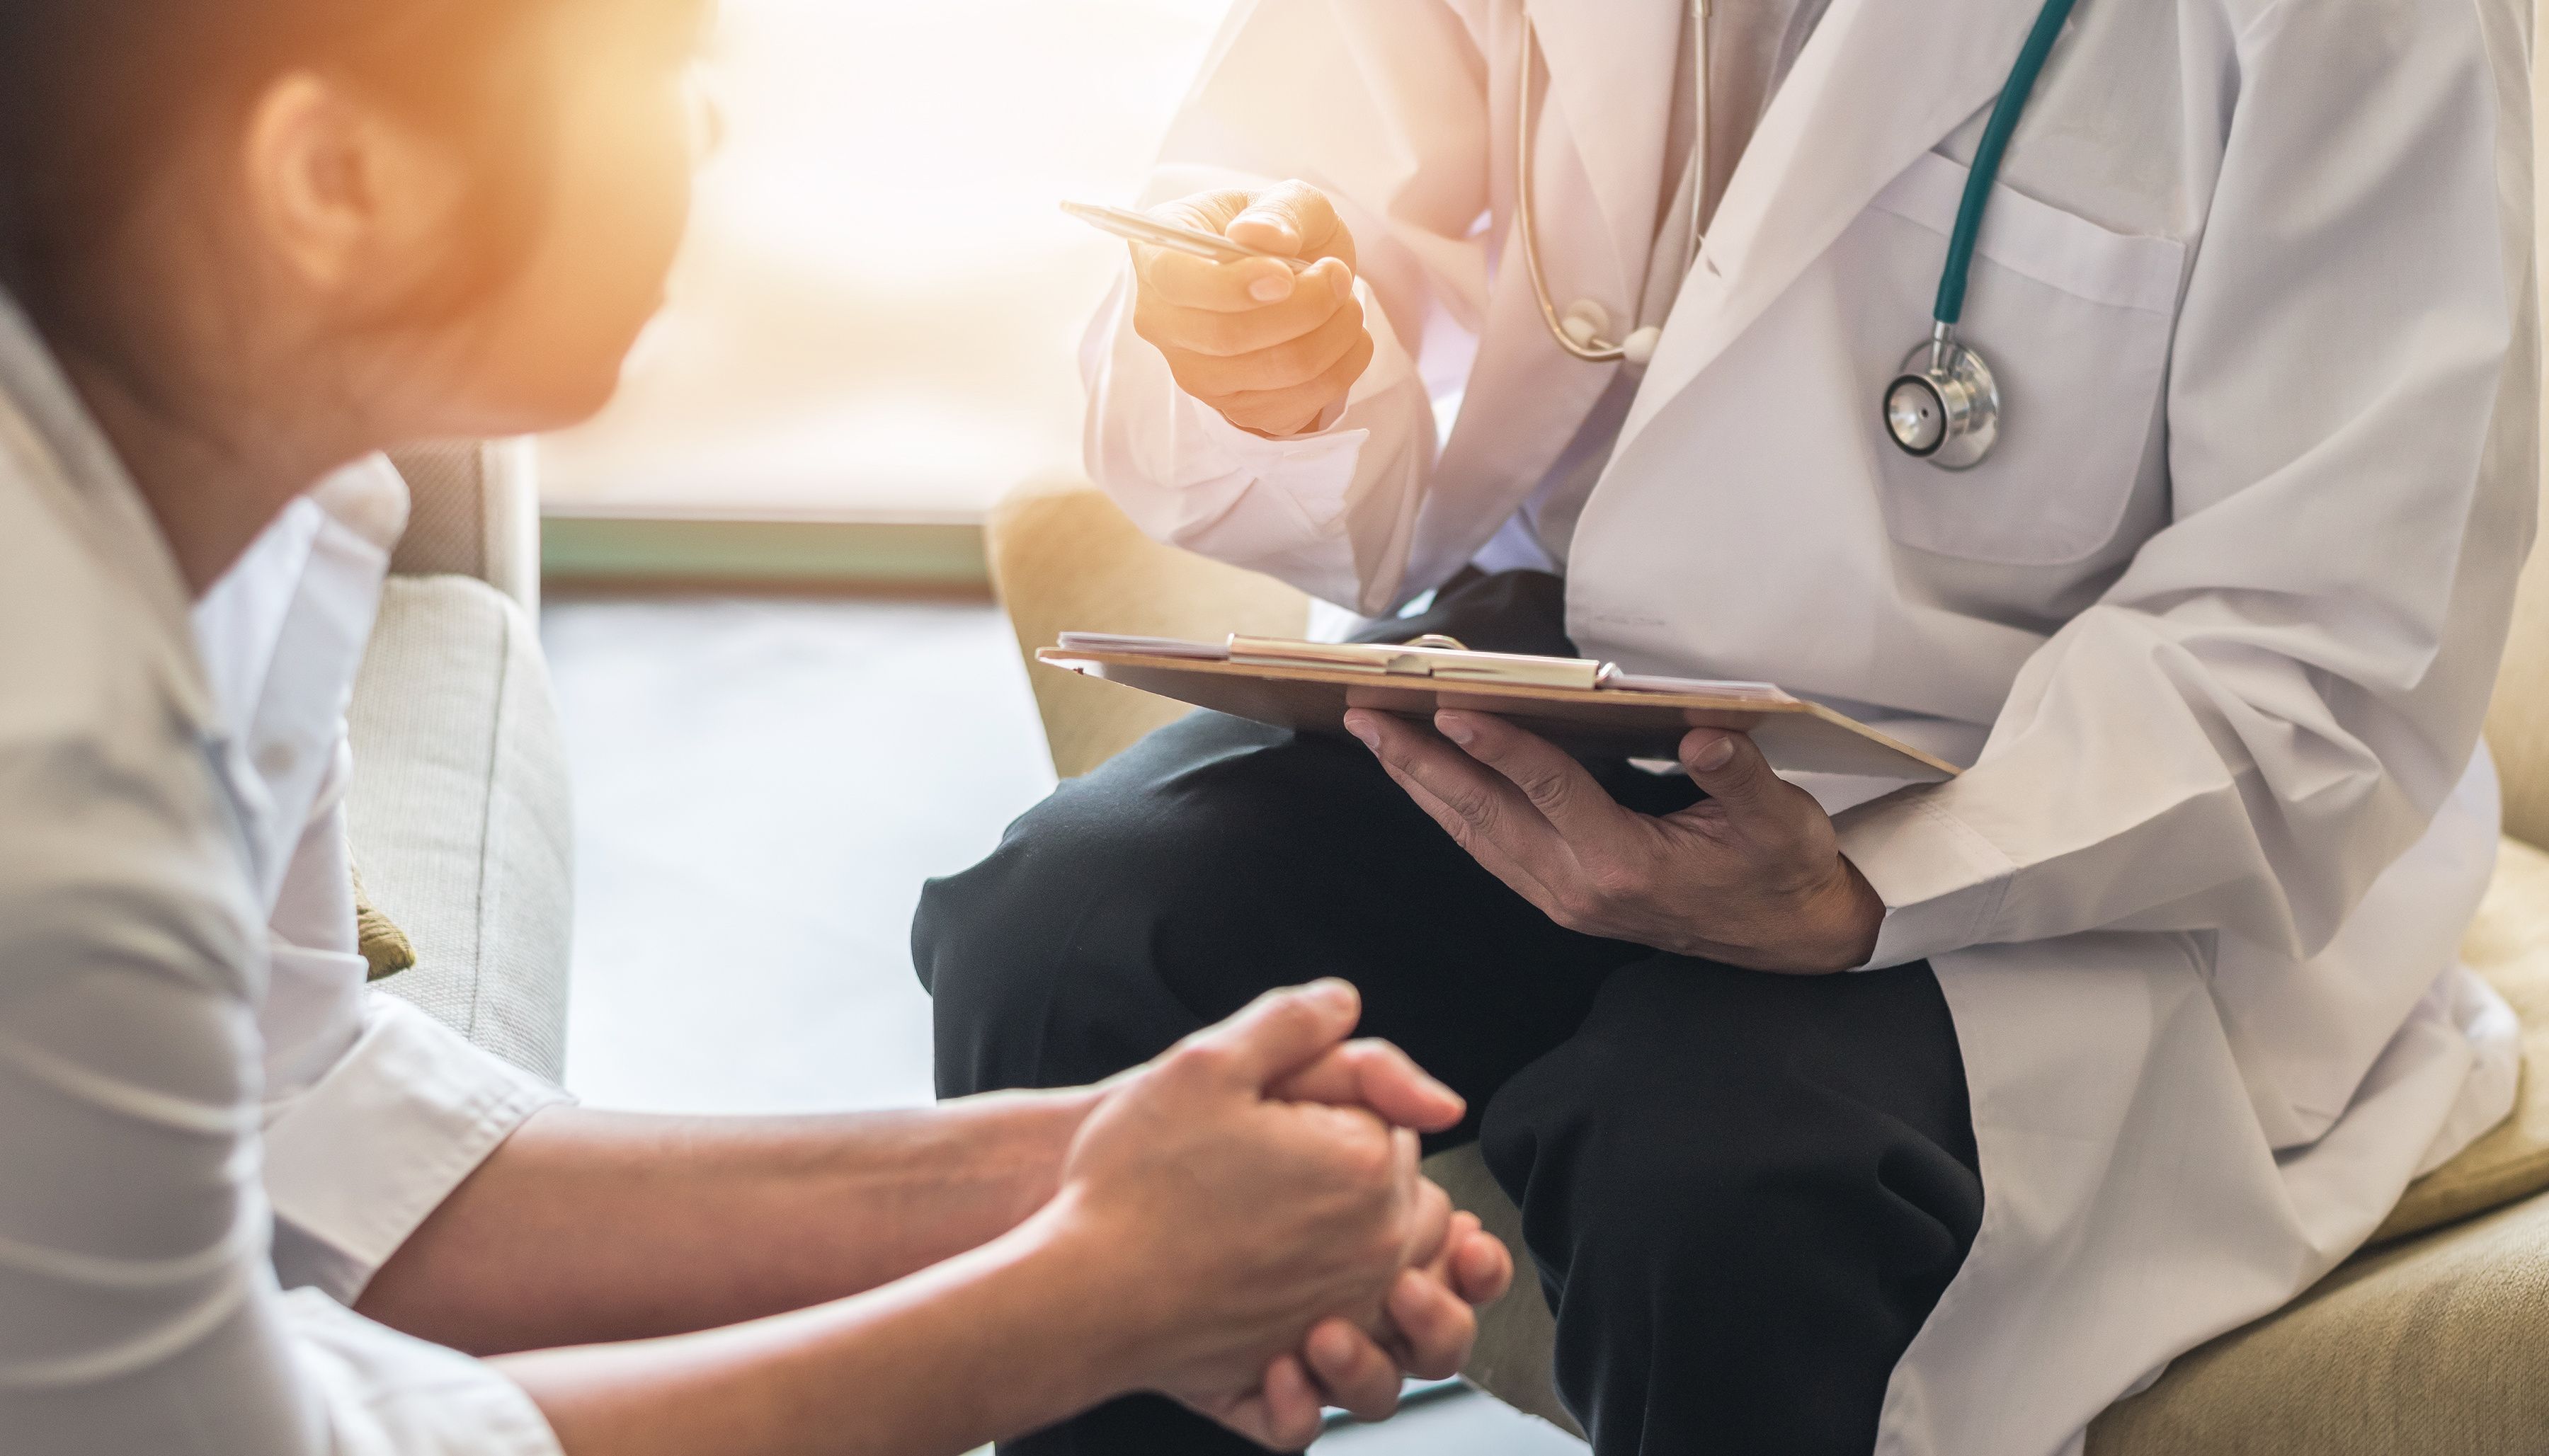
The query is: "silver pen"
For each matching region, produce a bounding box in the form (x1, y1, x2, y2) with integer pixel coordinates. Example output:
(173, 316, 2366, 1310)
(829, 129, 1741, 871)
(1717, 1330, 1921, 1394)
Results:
(1061, 200, 1311, 272)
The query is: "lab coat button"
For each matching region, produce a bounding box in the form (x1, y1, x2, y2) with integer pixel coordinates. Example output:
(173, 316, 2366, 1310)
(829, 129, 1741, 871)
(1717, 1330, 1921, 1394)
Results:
(256, 742, 298, 778)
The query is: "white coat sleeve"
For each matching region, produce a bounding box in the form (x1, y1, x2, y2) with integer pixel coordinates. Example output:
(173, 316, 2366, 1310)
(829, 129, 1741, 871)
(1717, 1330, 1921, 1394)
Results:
(1080, 0, 1492, 611)
(1837, 0, 2533, 965)
(0, 735, 564, 1456)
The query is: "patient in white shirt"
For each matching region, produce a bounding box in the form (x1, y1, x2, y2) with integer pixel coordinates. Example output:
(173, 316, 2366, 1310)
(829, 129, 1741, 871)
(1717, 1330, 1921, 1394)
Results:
(0, 3, 1511, 1453)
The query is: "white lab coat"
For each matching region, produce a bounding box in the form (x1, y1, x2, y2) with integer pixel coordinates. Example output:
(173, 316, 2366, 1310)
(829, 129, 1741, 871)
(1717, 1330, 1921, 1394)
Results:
(1081, 1, 2538, 1452)
(0, 290, 567, 1455)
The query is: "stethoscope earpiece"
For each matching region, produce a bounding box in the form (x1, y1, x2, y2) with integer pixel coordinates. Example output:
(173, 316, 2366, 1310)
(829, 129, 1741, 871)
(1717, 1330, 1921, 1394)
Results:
(1519, 11, 1709, 368)
(1883, 326, 1999, 471)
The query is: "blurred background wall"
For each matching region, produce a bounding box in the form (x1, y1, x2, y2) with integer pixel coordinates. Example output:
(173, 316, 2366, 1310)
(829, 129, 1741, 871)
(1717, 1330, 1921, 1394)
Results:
(540, 0, 1229, 556)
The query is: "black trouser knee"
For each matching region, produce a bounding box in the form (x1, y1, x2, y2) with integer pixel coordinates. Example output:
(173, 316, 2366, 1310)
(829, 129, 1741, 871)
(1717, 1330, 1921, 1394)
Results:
(913, 571, 1983, 1455)
(1481, 958, 1983, 1456)
(916, 704, 1655, 1121)
(919, 568, 1592, 1099)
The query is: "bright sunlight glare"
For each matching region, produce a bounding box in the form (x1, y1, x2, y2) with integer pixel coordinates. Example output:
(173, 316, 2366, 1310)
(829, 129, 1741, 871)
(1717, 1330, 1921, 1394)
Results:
(540, 0, 1233, 518)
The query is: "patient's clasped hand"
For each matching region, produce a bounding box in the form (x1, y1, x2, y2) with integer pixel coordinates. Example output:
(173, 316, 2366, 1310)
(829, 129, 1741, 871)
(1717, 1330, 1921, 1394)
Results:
(1027, 982, 1508, 1433)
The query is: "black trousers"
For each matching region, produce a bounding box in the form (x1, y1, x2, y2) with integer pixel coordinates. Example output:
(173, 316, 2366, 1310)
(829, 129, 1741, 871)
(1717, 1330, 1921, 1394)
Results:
(916, 572, 1983, 1456)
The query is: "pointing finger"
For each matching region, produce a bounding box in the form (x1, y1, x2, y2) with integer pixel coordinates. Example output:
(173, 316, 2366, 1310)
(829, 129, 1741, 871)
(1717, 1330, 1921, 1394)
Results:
(1181, 980, 1362, 1089)
(1137, 243, 1304, 311)
(1272, 1038, 1467, 1133)
(1136, 265, 1356, 358)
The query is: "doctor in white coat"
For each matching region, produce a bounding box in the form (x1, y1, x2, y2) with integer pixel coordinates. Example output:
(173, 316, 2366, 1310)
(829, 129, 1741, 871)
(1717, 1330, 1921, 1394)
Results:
(920, 1, 2541, 1452)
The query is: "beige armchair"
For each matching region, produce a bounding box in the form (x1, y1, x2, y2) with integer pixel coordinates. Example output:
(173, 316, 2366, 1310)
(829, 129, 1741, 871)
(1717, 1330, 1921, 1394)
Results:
(985, 474, 2549, 1452)
(352, 442, 574, 1082)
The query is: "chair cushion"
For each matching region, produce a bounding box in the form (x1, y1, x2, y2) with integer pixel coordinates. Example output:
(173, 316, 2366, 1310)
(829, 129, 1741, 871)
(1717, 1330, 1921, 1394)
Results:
(2373, 834, 2549, 1242)
(2089, 1188, 2549, 1455)
(986, 479, 1308, 778)
(347, 576, 575, 1081)
(1431, 837, 2549, 1441)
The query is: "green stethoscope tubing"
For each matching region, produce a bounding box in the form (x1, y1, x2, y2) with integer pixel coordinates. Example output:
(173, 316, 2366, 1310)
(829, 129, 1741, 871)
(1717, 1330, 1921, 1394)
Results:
(1883, 0, 2082, 469)
(1935, 0, 2082, 328)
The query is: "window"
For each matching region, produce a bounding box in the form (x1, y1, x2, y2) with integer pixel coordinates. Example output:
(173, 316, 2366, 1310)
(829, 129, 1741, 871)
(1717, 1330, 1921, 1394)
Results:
(540, 0, 1233, 521)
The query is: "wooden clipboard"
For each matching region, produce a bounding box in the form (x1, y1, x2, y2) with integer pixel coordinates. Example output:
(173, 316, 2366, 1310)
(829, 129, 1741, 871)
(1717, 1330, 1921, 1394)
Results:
(1038, 634, 1960, 783)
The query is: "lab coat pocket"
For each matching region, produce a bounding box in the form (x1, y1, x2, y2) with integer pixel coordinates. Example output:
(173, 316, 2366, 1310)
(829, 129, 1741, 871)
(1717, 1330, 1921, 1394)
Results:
(1849, 151, 2186, 566)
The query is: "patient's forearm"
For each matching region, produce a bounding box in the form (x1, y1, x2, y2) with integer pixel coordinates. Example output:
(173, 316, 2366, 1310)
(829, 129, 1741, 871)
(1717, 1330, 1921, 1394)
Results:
(496, 1201, 1134, 1456)
(358, 1091, 1097, 1354)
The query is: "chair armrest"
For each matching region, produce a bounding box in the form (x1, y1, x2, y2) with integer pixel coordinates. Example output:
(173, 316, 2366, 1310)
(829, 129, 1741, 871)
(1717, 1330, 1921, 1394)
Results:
(2091, 1188, 2549, 1455)
(349, 576, 573, 1080)
(387, 439, 542, 615)
(987, 477, 1310, 779)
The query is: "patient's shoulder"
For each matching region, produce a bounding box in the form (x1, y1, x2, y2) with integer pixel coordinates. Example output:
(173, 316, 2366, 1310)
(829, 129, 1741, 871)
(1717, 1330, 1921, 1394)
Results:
(0, 445, 200, 770)
(0, 449, 258, 982)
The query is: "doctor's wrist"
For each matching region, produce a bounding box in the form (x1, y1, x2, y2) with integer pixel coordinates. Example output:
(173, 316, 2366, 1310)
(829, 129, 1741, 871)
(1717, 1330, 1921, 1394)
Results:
(1777, 856, 1886, 975)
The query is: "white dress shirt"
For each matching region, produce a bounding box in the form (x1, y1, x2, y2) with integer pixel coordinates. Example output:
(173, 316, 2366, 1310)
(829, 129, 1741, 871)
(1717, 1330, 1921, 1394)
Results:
(0, 289, 566, 1455)
(191, 458, 571, 1308)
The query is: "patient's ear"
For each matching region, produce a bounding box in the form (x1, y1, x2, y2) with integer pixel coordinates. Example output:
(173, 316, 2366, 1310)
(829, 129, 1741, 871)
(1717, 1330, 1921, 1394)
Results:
(238, 71, 464, 306)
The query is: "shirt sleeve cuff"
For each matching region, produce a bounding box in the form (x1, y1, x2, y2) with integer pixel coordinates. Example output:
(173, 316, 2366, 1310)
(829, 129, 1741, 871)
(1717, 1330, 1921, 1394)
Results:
(1165, 379, 1369, 532)
(1835, 788, 2017, 969)
(285, 1289, 566, 1456)
(264, 996, 573, 1303)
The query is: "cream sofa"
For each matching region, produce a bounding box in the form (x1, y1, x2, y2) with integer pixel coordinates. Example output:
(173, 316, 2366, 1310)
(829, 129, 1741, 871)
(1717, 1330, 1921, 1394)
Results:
(985, 476, 2549, 1452)
(350, 442, 574, 1082)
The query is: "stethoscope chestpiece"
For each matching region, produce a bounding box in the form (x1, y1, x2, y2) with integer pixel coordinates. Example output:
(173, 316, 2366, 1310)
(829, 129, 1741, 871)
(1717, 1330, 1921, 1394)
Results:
(1883, 326, 2000, 471)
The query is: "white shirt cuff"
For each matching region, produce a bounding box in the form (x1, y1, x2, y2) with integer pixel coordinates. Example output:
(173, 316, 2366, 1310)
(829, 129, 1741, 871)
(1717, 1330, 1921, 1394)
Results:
(1836, 789, 2017, 969)
(286, 1290, 565, 1456)
(1156, 341, 1371, 537)
(265, 996, 572, 1303)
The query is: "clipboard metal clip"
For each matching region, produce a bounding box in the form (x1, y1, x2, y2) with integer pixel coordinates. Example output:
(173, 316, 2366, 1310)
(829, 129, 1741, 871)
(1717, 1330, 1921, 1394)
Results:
(1226, 634, 1609, 690)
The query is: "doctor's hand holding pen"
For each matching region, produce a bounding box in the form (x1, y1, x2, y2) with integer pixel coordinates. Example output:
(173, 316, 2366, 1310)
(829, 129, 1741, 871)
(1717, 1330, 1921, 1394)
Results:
(1129, 182, 1377, 437)
(1347, 710, 1890, 975)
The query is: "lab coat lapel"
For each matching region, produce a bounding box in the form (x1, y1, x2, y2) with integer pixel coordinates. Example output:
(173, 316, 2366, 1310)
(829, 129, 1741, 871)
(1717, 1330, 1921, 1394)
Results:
(1522, 0, 1686, 309)
(1614, 0, 2053, 458)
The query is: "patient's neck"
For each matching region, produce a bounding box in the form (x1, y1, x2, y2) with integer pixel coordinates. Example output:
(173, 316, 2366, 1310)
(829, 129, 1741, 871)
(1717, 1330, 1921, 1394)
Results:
(56, 341, 363, 599)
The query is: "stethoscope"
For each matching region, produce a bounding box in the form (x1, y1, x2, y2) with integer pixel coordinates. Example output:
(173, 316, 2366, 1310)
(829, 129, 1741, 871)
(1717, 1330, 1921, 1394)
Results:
(1515, 0, 2082, 471)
